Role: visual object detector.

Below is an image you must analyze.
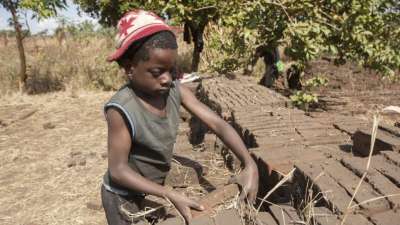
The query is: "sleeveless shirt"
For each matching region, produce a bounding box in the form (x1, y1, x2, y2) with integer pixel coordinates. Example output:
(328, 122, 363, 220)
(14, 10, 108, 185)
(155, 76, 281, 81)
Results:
(103, 81, 181, 195)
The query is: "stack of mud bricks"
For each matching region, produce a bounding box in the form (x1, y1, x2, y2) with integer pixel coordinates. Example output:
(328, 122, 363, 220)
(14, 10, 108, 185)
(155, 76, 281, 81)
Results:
(193, 76, 400, 225)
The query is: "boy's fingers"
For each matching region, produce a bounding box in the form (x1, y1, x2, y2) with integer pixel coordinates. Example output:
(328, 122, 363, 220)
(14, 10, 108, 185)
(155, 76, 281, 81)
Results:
(248, 189, 256, 204)
(189, 200, 205, 211)
(182, 212, 191, 225)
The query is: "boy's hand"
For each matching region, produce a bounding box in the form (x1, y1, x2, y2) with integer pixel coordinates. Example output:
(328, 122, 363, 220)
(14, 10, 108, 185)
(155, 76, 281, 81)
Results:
(166, 190, 204, 224)
(229, 164, 259, 204)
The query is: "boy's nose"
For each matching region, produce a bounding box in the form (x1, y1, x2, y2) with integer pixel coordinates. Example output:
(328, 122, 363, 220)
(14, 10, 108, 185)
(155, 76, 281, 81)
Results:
(159, 72, 172, 87)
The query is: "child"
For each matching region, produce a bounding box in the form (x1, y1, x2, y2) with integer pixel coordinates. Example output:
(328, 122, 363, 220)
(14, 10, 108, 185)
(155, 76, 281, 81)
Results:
(101, 10, 259, 225)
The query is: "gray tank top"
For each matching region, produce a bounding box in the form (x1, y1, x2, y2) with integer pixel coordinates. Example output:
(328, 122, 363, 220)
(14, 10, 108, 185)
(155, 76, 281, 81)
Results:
(103, 81, 181, 195)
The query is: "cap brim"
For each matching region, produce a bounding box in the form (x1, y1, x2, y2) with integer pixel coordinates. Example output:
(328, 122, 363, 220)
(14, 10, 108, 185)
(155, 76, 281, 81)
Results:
(107, 24, 173, 62)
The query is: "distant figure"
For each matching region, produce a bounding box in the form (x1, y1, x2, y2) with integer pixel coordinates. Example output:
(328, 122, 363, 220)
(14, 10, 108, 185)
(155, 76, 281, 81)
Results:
(246, 46, 283, 88)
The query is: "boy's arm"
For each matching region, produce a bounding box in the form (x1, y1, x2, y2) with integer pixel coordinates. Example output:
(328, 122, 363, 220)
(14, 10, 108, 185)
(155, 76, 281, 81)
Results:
(106, 108, 203, 222)
(179, 84, 259, 203)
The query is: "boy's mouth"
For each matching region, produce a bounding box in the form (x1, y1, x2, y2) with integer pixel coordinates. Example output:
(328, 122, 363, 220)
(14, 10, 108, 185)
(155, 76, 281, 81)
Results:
(158, 88, 170, 95)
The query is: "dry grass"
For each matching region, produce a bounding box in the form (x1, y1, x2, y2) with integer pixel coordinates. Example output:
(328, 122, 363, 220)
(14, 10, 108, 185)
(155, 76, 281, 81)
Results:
(0, 36, 124, 95)
(0, 34, 194, 96)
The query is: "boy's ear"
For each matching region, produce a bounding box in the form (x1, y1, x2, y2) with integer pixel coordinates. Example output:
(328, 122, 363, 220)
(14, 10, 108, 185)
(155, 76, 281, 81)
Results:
(126, 66, 135, 79)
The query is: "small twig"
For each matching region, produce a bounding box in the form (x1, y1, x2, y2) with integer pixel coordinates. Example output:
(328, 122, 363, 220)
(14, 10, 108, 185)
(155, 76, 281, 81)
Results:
(349, 193, 400, 209)
(121, 203, 170, 220)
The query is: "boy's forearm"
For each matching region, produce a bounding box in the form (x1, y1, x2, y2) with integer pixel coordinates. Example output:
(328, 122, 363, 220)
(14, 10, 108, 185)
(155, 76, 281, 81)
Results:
(110, 165, 170, 197)
(214, 120, 256, 167)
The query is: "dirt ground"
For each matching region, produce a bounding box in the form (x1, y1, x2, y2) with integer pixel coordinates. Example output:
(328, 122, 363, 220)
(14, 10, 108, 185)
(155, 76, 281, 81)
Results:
(0, 91, 112, 225)
(274, 59, 400, 125)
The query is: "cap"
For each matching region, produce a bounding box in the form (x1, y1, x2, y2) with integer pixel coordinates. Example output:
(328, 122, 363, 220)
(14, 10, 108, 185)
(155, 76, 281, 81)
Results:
(107, 10, 172, 62)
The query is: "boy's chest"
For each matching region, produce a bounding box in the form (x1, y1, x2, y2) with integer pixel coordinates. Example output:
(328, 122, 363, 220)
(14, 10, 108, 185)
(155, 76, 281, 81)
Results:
(139, 97, 167, 117)
(136, 119, 178, 149)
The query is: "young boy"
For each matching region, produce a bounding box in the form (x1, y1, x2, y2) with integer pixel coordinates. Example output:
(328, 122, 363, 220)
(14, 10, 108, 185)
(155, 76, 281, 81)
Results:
(101, 10, 259, 225)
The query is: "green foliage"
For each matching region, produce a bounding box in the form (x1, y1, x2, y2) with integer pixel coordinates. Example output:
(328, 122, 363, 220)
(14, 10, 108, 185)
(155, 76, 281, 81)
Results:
(290, 91, 318, 111)
(1, 0, 67, 19)
(74, 0, 165, 26)
(206, 26, 249, 73)
(304, 75, 329, 88)
(290, 75, 329, 110)
(210, 0, 400, 77)
(20, 0, 66, 18)
(75, 0, 399, 78)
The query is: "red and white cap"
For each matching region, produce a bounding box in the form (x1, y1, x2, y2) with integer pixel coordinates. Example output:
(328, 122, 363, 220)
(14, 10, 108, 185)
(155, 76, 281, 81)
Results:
(107, 10, 172, 62)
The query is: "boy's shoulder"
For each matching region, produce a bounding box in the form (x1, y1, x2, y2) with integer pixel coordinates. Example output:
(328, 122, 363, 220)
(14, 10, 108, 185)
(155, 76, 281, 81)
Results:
(107, 84, 134, 106)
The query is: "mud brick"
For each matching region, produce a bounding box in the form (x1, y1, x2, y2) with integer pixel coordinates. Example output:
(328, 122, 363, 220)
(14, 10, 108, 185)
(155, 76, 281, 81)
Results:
(253, 129, 300, 137)
(333, 123, 370, 136)
(256, 211, 278, 225)
(253, 146, 326, 174)
(157, 217, 184, 225)
(303, 135, 349, 147)
(313, 207, 373, 225)
(379, 124, 400, 138)
(341, 156, 400, 209)
(295, 161, 353, 213)
(344, 214, 372, 225)
(242, 119, 314, 130)
(352, 129, 400, 156)
(192, 184, 239, 218)
(256, 136, 304, 149)
(369, 155, 400, 188)
(323, 160, 390, 211)
(191, 215, 214, 225)
(382, 150, 400, 167)
(269, 205, 301, 225)
(369, 209, 400, 225)
(312, 207, 341, 225)
(296, 126, 345, 137)
(213, 209, 242, 225)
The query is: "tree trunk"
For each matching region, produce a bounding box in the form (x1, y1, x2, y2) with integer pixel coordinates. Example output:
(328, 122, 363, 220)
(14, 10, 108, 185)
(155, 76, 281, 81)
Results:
(3, 33, 8, 47)
(191, 43, 201, 72)
(9, 4, 27, 91)
(187, 20, 207, 72)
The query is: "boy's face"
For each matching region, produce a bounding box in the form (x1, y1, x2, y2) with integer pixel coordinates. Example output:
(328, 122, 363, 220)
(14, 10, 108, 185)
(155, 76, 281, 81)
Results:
(129, 48, 177, 97)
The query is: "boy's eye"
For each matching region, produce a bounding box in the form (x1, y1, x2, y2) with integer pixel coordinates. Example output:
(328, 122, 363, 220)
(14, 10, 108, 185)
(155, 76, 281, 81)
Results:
(149, 67, 177, 78)
(149, 69, 163, 77)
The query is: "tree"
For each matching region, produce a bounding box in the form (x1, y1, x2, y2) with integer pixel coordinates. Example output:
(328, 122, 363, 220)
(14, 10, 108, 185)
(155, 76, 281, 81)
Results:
(74, 0, 219, 72)
(210, 0, 400, 78)
(74, 0, 400, 78)
(0, 0, 67, 90)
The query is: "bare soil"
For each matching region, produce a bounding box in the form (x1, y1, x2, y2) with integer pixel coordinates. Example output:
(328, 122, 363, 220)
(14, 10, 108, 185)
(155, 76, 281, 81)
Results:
(0, 91, 111, 225)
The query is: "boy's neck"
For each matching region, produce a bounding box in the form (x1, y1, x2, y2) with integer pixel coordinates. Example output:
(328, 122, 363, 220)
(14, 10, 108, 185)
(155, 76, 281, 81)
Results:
(130, 84, 168, 116)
